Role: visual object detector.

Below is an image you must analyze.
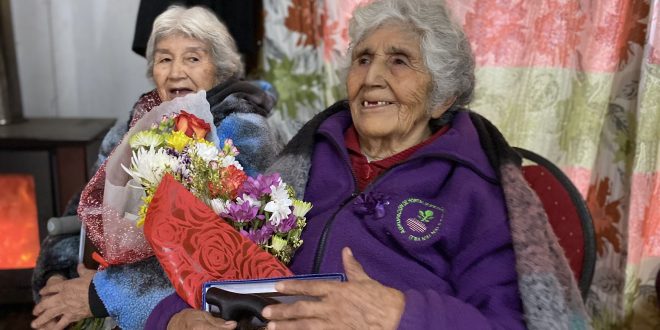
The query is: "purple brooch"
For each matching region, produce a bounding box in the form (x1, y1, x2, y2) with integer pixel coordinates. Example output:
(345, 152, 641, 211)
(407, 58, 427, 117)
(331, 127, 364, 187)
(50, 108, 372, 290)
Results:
(353, 192, 390, 219)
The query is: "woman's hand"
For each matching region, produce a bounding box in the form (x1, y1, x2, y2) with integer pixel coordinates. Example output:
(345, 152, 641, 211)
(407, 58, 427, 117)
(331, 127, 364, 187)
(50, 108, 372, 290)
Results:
(262, 247, 405, 330)
(31, 264, 96, 329)
(167, 309, 237, 330)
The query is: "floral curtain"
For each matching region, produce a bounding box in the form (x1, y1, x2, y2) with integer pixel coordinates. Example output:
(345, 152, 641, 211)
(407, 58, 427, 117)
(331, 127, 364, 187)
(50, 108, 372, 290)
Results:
(262, 0, 366, 140)
(448, 1, 660, 328)
(261, 0, 660, 328)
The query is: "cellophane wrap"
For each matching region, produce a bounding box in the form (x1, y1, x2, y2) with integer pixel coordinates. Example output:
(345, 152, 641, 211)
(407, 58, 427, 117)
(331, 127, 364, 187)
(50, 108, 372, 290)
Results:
(78, 91, 219, 265)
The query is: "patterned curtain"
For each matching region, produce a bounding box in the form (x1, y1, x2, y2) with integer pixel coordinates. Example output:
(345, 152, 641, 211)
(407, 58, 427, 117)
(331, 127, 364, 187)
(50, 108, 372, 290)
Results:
(262, 0, 367, 140)
(261, 1, 660, 328)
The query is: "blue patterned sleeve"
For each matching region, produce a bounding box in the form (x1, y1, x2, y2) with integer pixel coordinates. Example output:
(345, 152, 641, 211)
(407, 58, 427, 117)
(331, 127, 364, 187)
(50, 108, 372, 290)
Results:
(216, 112, 277, 177)
(92, 257, 174, 330)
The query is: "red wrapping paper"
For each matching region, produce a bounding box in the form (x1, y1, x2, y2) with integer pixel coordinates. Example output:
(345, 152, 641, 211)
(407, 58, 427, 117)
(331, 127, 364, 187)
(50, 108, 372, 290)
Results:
(144, 174, 293, 308)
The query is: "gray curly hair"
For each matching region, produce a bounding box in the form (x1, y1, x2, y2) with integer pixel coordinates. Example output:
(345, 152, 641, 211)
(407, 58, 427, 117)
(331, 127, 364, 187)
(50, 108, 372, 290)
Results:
(145, 5, 244, 83)
(345, 0, 475, 107)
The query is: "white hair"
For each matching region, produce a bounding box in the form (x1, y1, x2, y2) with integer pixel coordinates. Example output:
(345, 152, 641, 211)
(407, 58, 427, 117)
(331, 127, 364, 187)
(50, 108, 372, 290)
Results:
(344, 0, 475, 107)
(145, 5, 244, 83)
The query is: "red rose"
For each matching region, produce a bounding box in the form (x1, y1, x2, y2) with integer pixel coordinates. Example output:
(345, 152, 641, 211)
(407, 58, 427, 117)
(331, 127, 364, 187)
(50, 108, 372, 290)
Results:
(174, 111, 211, 139)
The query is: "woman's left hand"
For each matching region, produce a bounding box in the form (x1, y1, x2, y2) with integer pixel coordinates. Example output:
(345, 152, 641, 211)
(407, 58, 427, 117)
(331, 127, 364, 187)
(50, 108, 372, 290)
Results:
(31, 264, 96, 330)
(262, 247, 405, 330)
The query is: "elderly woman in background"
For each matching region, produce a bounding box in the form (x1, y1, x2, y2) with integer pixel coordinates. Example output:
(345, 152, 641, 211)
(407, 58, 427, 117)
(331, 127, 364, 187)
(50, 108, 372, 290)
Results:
(31, 6, 278, 330)
(149, 0, 590, 329)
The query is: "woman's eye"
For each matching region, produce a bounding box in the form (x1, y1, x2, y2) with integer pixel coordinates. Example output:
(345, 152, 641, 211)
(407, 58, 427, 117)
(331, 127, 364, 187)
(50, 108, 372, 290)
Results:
(188, 57, 200, 63)
(157, 58, 171, 63)
(391, 56, 409, 66)
(356, 56, 370, 65)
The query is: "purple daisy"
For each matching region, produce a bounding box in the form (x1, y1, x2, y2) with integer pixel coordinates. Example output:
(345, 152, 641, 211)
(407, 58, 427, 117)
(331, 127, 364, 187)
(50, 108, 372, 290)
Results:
(240, 226, 274, 245)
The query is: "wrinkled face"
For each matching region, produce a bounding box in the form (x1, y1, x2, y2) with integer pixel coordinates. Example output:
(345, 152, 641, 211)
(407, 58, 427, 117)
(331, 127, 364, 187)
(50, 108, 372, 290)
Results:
(152, 35, 217, 101)
(347, 23, 441, 143)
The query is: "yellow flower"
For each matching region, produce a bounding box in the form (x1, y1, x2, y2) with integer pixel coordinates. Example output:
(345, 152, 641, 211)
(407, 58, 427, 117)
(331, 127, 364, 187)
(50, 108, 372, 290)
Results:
(166, 130, 192, 152)
(136, 194, 154, 227)
(292, 200, 312, 218)
(270, 235, 288, 253)
(129, 130, 164, 149)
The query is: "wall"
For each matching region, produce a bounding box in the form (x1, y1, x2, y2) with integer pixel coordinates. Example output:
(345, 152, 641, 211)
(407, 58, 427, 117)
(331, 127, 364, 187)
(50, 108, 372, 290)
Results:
(10, 0, 152, 122)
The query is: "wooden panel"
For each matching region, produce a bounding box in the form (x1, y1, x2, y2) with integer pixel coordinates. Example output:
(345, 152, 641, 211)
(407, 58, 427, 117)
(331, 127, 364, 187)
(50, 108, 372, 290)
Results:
(54, 147, 87, 215)
(0, 117, 115, 147)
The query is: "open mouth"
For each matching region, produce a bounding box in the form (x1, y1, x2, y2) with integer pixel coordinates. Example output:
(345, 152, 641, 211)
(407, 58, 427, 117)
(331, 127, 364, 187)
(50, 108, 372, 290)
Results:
(168, 88, 194, 99)
(362, 100, 394, 108)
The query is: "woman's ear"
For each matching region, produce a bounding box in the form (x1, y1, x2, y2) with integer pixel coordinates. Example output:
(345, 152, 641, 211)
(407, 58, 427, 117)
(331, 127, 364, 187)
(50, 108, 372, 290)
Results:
(430, 96, 457, 119)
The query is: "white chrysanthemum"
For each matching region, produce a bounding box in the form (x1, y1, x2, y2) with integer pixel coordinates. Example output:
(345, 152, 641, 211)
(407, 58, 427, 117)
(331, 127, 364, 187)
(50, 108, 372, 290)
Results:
(237, 193, 262, 208)
(264, 181, 292, 225)
(129, 131, 164, 149)
(194, 142, 219, 163)
(210, 198, 231, 215)
(220, 155, 243, 170)
(121, 147, 177, 188)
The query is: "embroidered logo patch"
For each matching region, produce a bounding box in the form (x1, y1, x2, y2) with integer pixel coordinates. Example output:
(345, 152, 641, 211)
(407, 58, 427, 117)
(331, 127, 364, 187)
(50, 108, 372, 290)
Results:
(395, 198, 444, 241)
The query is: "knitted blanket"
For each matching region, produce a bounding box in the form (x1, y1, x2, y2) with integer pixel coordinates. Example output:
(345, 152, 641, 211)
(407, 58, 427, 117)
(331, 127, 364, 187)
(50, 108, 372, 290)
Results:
(268, 101, 591, 329)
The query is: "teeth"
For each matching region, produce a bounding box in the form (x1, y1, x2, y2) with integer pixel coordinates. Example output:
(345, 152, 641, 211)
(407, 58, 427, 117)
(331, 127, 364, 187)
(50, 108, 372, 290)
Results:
(362, 101, 390, 107)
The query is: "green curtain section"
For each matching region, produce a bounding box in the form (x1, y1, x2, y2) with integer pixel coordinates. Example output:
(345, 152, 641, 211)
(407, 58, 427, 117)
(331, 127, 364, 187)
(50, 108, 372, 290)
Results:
(260, 1, 660, 328)
(471, 68, 613, 169)
(621, 57, 660, 328)
(635, 64, 660, 174)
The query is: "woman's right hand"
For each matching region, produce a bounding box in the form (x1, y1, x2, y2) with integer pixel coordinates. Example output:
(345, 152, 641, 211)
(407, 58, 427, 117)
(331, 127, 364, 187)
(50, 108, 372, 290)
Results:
(167, 309, 237, 330)
(32, 264, 96, 330)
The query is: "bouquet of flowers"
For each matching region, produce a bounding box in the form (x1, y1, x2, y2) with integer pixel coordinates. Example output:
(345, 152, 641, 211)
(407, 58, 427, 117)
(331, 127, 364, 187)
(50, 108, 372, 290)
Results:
(78, 92, 309, 268)
(121, 110, 309, 265)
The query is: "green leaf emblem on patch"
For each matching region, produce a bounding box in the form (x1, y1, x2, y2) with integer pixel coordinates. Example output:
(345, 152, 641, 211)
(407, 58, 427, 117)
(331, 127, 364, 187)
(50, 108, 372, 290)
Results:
(418, 210, 434, 222)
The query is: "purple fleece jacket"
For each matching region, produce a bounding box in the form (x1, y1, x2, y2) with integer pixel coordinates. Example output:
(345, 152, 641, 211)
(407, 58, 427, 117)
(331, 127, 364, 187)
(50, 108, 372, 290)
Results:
(146, 109, 525, 329)
(289, 110, 524, 329)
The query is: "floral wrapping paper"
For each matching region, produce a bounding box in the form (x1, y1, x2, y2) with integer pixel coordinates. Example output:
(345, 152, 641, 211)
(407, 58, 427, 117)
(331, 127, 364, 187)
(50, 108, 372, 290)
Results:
(144, 173, 292, 308)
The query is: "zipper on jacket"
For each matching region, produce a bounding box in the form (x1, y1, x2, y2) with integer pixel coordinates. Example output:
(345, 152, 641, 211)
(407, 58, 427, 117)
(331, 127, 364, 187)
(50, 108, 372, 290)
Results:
(311, 131, 359, 273)
(311, 192, 358, 273)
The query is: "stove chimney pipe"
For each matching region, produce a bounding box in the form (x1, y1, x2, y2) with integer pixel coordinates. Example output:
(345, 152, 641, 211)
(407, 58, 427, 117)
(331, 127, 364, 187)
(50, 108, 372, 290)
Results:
(0, 0, 24, 125)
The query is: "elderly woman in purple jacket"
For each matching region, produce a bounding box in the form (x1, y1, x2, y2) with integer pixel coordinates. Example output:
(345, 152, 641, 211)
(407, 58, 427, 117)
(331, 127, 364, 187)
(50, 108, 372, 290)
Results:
(150, 0, 589, 329)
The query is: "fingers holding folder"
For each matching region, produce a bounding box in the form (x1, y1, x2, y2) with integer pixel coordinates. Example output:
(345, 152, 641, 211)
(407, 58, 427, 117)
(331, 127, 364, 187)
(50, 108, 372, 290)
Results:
(261, 247, 405, 330)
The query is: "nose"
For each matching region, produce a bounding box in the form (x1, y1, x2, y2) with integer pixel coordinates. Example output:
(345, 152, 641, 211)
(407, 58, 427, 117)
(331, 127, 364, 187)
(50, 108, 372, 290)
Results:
(364, 57, 387, 87)
(169, 59, 186, 80)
